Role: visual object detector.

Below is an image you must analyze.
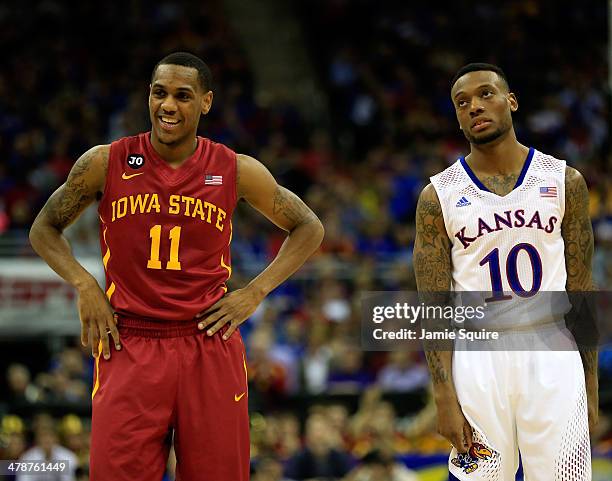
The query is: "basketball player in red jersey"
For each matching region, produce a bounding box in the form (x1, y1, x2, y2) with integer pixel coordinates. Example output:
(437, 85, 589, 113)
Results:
(29, 52, 324, 481)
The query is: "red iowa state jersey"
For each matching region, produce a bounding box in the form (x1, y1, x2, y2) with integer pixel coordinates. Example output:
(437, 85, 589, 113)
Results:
(98, 132, 237, 321)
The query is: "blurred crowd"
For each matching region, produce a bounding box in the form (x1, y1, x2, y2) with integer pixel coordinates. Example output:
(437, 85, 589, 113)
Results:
(2, 336, 612, 479)
(0, 0, 611, 479)
(0, 335, 440, 479)
(1, 384, 444, 481)
(296, 0, 611, 284)
(0, 1, 609, 280)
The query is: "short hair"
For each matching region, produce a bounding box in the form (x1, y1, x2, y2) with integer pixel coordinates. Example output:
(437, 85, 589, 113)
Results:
(451, 63, 509, 91)
(152, 52, 213, 92)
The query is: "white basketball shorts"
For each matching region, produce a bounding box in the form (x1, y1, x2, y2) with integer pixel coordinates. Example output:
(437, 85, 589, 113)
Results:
(448, 349, 591, 481)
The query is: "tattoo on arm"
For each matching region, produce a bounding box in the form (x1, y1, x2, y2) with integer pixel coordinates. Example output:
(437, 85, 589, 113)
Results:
(562, 167, 594, 291)
(413, 248, 453, 292)
(424, 351, 450, 384)
(562, 168, 598, 382)
(42, 148, 104, 231)
(413, 186, 452, 293)
(416, 200, 443, 250)
(414, 185, 454, 386)
(272, 186, 317, 227)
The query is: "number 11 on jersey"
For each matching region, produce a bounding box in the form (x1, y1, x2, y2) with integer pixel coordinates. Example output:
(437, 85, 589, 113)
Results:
(147, 225, 182, 270)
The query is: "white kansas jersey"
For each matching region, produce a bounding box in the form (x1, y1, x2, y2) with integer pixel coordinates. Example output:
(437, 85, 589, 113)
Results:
(430, 148, 568, 328)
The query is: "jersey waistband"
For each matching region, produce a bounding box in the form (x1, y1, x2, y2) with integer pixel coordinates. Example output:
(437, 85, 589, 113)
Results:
(117, 316, 201, 338)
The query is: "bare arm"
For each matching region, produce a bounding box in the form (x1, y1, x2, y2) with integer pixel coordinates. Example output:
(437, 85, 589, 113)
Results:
(197, 154, 324, 339)
(562, 166, 598, 430)
(29, 145, 120, 358)
(237, 154, 325, 296)
(413, 184, 453, 387)
(563, 167, 595, 291)
(29, 145, 108, 288)
(413, 183, 472, 451)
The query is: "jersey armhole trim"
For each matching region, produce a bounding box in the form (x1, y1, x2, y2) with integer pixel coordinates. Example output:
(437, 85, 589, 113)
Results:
(98, 143, 115, 218)
(559, 160, 567, 220)
(231, 151, 238, 208)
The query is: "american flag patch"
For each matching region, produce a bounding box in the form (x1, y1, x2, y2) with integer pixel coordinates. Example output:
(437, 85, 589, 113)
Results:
(204, 174, 223, 185)
(540, 186, 557, 198)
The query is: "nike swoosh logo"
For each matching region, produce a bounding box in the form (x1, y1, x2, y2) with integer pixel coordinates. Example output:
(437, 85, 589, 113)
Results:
(234, 392, 246, 402)
(122, 172, 144, 180)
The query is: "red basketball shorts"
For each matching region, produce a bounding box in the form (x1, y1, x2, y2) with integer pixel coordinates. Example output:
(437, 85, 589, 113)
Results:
(90, 317, 250, 481)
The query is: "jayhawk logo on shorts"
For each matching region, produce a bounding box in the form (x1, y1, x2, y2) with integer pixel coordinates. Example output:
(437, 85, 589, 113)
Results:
(451, 443, 493, 474)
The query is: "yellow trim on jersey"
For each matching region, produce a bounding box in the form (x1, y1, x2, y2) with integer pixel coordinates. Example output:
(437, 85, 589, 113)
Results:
(220, 220, 232, 292)
(93, 212, 112, 400)
(106, 282, 115, 300)
(220, 254, 232, 278)
(102, 227, 111, 268)
(91, 340, 102, 400)
(243, 352, 248, 387)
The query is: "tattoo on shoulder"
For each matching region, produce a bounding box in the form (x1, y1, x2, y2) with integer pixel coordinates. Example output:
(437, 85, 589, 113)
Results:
(415, 198, 443, 249)
(44, 147, 104, 230)
(562, 167, 593, 290)
(272, 186, 316, 226)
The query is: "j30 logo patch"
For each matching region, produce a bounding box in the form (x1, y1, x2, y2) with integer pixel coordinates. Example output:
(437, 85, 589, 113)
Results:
(451, 443, 493, 474)
(126, 154, 145, 169)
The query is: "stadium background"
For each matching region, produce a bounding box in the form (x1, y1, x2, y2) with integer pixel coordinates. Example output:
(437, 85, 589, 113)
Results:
(0, 0, 610, 480)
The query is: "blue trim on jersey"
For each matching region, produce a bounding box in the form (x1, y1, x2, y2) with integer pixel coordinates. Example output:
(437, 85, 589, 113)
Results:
(459, 156, 490, 192)
(459, 147, 535, 193)
(449, 472, 462, 481)
(514, 146, 535, 188)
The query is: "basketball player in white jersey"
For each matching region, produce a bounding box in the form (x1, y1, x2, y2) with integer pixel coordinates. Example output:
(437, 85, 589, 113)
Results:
(414, 63, 598, 480)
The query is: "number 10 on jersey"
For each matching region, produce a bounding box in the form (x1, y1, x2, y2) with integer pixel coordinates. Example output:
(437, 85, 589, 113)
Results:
(147, 225, 182, 270)
(479, 243, 542, 302)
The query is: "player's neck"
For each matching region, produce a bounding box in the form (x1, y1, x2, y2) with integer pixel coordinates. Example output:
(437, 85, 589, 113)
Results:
(149, 133, 198, 168)
(466, 135, 529, 176)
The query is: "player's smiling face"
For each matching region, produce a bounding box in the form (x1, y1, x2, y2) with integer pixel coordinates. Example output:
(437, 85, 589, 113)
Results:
(149, 64, 213, 146)
(451, 70, 517, 145)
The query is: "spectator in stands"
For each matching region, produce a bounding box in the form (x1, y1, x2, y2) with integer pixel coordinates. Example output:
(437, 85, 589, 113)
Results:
(0, 415, 27, 461)
(320, 279, 352, 323)
(45, 369, 88, 404)
(6, 364, 40, 404)
(377, 352, 429, 393)
(17, 426, 78, 481)
(252, 456, 292, 481)
(276, 413, 301, 459)
(285, 413, 353, 480)
(343, 449, 418, 481)
(30, 413, 56, 434)
(327, 343, 374, 394)
(58, 415, 88, 468)
(300, 319, 332, 394)
(324, 404, 352, 447)
(248, 326, 289, 409)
